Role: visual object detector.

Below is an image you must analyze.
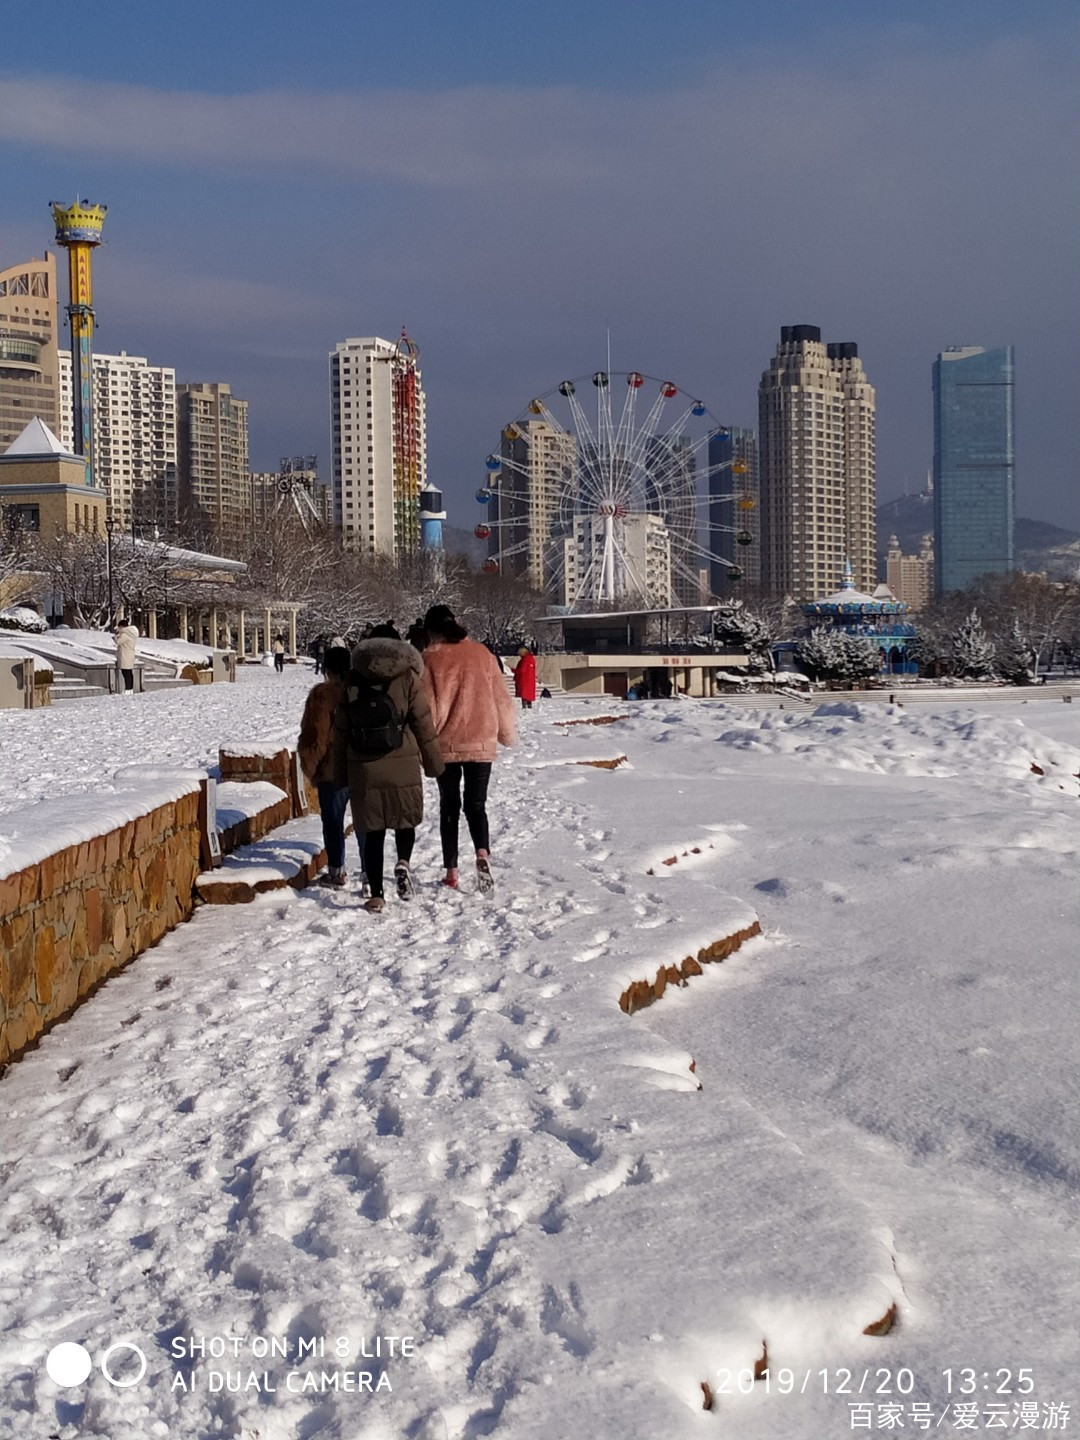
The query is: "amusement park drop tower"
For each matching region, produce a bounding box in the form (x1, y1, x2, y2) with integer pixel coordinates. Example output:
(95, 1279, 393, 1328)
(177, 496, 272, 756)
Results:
(50, 198, 107, 486)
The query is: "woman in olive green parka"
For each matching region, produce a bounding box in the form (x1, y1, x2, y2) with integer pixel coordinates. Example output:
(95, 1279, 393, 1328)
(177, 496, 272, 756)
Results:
(337, 625, 443, 910)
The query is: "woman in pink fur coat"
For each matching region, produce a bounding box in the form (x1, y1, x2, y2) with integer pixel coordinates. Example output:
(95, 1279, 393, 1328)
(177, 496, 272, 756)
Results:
(421, 604, 516, 891)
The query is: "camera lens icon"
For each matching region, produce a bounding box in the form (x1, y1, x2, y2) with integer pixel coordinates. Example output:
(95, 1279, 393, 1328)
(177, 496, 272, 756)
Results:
(46, 1341, 147, 1389)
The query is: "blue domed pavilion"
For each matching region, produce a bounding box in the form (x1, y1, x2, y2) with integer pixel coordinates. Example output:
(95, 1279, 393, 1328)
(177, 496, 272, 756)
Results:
(799, 562, 917, 675)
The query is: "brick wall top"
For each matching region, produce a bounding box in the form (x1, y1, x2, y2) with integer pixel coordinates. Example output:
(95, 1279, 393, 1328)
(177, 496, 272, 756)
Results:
(216, 781, 289, 826)
(0, 772, 204, 889)
(220, 740, 294, 760)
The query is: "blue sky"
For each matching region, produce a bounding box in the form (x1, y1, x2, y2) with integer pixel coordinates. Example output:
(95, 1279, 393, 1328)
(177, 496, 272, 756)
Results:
(3, 1, 1077, 528)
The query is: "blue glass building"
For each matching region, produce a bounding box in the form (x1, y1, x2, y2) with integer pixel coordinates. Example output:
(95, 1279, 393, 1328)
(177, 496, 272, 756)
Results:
(932, 346, 1015, 593)
(707, 426, 758, 593)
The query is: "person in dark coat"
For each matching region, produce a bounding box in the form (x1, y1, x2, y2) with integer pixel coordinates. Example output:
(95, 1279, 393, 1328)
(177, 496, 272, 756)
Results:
(337, 624, 444, 912)
(297, 646, 357, 889)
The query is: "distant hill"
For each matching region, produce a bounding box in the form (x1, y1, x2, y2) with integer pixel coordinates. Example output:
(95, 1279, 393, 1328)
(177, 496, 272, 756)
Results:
(877, 492, 1080, 581)
(443, 524, 486, 565)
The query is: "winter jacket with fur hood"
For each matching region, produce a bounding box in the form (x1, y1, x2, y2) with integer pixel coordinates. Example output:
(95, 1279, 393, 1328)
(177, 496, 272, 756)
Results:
(297, 676, 348, 786)
(422, 636, 516, 763)
(336, 637, 444, 831)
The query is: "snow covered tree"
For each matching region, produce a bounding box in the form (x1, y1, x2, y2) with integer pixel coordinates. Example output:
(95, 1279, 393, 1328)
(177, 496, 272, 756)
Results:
(794, 626, 846, 682)
(839, 633, 883, 683)
(710, 599, 775, 673)
(995, 618, 1036, 685)
(950, 609, 996, 679)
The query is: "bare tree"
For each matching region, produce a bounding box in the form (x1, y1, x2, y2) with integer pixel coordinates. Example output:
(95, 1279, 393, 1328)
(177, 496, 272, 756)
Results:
(456, 567, 548, 650)
(0, 503, 39, 607)
(969, 571, 1080, 675)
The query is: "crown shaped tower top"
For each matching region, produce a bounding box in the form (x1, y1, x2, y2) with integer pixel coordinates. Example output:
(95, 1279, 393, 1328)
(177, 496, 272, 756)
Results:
(50, 199, 108, 245)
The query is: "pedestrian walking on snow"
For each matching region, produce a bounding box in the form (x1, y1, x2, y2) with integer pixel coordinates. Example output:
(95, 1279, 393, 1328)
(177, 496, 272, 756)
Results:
(272, 635, 286, 673)
(297, 646, 361, 890)
(422, 604, 516, 893)
(337, 624, 444, 913)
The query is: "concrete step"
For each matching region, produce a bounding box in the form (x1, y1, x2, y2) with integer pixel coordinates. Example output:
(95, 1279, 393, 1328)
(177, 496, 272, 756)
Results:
(49, 679, 109, 702)
(143, 676, 194, 692)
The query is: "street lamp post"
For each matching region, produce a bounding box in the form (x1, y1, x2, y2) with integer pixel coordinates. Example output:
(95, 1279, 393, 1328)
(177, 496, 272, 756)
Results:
(104, 514, 116, 624)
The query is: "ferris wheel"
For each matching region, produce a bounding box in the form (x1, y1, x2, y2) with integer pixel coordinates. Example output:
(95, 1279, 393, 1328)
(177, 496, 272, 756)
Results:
(475, 371, 755, 610)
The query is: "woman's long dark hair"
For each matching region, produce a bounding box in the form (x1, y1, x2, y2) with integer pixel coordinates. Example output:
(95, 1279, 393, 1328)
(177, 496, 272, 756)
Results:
(423, 605, 468, 645)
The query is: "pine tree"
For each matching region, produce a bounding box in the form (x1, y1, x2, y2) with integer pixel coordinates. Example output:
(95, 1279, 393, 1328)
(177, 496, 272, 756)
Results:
(950, 609, 996, 679)
(995, 618, 1036, 685)
(711, 599, 774, 673)
(839, 633, 882, 682)
(795, 626, 846, 682)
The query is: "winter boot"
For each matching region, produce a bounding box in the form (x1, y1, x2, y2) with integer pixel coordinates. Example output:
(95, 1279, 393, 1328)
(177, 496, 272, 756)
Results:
(394, 861, 414, 901)
(475, 853, 494, 895)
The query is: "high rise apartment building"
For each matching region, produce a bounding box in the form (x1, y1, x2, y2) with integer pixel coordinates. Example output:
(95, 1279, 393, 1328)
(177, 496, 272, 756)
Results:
(758, 325, 876, 599)
(0, 253, 61, 454)
(885, 532, 934, 612)
(488, 419, 577, 592)
(59, 350, 178, 533)
(563, 511, 672, 609)
(645, 435, 698, 606)
(250, 458, 333, 531)
(329, 336, 427, 555)
(176, 382, 249, 539)
(932, 346, 1014, 593)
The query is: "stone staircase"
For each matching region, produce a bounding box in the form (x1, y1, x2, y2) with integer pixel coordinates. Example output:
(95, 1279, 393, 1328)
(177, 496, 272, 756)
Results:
(48, 675, 110, 703)
(47, 657, 194, 704)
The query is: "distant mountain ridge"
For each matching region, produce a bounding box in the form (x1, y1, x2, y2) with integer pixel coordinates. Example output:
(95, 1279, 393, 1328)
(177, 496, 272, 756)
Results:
(877, 492, 1080, 581)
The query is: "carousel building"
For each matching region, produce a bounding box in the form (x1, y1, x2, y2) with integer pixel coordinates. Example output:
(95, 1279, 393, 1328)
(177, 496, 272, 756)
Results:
(795, 562, 917, 675)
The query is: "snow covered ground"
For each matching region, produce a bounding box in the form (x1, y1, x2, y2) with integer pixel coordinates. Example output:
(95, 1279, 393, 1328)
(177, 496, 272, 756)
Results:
(1, 671, 1078, 1439)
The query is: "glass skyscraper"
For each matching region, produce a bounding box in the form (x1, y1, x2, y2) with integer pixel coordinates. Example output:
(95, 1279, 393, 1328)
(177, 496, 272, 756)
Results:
(932, 345, 1015, 593)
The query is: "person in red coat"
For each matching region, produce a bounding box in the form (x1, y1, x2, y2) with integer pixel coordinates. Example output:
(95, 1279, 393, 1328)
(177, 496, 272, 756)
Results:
(513, 647, 537, 709)
(422, 604, 516, 891)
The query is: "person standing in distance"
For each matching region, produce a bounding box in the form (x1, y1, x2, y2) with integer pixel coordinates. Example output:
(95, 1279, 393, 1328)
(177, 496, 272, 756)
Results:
(113, 615, 139, 694)
(272, 635, 286, 673)
(421, 604, 516, 892)
(513, 646, 537, 709)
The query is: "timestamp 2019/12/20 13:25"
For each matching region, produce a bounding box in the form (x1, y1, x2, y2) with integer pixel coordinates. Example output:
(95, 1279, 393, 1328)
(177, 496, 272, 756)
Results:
(711, 1367, 1040, 1396)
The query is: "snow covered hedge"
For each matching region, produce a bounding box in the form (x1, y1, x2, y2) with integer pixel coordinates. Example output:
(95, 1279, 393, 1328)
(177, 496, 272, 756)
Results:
(0, 606, 47, 633)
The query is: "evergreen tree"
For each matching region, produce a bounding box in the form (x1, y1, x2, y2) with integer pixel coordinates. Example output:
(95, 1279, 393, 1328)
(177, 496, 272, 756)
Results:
(711, 599, 773, 673)
(995, 618, 1036, 685)
(839, 633, 882, 683)
(795, 626, 846, 682)
(951, 609, 996, 679)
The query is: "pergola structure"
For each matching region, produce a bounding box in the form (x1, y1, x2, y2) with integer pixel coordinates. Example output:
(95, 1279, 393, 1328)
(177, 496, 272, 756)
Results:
(127, 540, 303, 657)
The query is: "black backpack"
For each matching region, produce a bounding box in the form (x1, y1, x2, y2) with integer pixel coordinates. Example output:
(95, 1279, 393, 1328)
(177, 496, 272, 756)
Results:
(345, 671, 406, 756)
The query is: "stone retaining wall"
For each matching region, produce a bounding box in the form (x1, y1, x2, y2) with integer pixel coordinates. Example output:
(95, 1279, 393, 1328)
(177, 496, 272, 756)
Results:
(0, 740, 320, 1070)
(0, 779, 205, 1069)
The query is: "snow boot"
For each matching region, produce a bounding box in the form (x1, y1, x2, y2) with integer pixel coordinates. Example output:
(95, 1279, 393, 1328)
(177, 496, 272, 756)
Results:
(476, 854, 494, 895)
(394, 861, 414, 901)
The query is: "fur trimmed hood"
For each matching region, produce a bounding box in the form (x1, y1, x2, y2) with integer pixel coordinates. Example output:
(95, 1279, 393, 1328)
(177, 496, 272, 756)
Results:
(350, 636, 423, 683)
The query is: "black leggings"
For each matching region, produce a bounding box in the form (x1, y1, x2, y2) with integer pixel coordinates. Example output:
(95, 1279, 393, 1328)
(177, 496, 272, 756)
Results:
(436, 763, 492, 868)
(364, 828, 415, 898)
